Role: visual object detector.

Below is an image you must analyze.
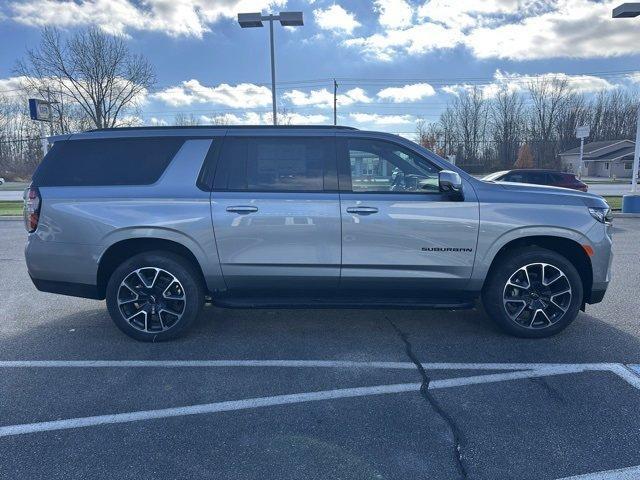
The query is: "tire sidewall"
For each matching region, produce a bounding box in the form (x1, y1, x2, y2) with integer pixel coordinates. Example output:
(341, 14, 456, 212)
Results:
(106, 252, 204, 342)
(482, 248, 584, 338)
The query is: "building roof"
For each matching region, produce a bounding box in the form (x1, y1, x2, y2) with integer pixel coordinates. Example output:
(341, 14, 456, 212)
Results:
(559, 139, 635, 161)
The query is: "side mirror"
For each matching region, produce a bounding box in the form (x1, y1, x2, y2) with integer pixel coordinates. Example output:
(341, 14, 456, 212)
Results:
(439, 170, 463, 197)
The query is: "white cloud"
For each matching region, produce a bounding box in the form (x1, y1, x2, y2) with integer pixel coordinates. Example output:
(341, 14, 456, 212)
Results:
(344, 22, 464, 61)
(0, 76, 30, 100)
(346, 0, 640, 61)
(199, 112, 329, 125)
(464, 1, 640, 60)
(375, 0, 413, 29)
(442, 70, 617, 98)
(349, 113, 415, 125)
(283, 87, 371, 108)
(377, 83, 436, 102)
(149, 117, 169, 126)
(8, 0, 287, 37)
(153, 80, 272, 108)
(313, 4, 360, 35)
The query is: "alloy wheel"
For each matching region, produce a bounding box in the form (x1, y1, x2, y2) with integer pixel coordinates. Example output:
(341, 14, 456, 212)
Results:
(502, 262, 572, 330)
(117, 267, 186, 333)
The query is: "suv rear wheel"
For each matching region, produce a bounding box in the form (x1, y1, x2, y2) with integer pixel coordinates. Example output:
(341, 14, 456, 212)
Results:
(106, 251, 204, 341)
(482, 247, 583, 338)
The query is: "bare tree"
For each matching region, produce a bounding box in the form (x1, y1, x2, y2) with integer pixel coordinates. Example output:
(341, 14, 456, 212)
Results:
(527, 77, 571, 168)
(415, 119, 443, 153)
(17, 27, 155, 129)
(0, 96, 42, 179)
(173, 113, 202, 126)
(450, 87, 488, 168)
(490, 87, 525, 169)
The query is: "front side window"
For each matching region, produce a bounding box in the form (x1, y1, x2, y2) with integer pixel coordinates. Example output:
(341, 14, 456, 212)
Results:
(218, 137, 328, 191)
(346, 139, 440, 193)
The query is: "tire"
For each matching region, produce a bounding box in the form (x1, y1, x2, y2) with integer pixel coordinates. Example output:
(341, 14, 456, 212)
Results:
(106, 251, 205, 342)
(482, 247, 583, 338)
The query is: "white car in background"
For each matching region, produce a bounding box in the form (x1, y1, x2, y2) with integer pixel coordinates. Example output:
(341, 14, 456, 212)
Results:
(0, 178, 5, 185)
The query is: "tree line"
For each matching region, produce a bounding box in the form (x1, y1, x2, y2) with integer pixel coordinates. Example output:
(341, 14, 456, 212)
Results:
(415, 79, 639, 173)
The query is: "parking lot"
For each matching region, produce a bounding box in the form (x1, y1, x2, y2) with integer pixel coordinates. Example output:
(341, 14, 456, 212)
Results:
(1, 218, 639, 480)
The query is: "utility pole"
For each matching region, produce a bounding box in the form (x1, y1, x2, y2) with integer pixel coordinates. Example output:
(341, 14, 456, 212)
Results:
(333, 79, 338, 126)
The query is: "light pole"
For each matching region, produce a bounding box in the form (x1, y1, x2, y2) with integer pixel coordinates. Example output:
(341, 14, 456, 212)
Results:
(613, 3, 640, 212)
(238, 11, 303, 126)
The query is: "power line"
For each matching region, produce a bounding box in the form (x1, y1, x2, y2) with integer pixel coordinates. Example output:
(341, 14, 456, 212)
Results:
(3, 68, 640, 95)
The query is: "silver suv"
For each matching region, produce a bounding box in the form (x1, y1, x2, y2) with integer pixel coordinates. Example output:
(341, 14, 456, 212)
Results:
(24, 126, 613, 341)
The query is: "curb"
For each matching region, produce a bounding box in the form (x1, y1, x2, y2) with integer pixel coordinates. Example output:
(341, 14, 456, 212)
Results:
(0, 216, 21, 221)
(612, 212, 640, 218)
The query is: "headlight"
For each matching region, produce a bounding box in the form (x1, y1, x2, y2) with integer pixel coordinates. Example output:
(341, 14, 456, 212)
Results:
(588, 207, 612, 224)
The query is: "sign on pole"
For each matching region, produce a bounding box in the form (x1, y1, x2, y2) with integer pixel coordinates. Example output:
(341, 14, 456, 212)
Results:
(576, 125, 590, 179)
(576, 125, 590, 139)
(28, 98, 53, 122)
(28, 98, 54, 157)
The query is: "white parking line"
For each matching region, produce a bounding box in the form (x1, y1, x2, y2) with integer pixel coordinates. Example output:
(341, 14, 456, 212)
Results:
(1, 360, 638, 389)
(0, 366, 594, 438)
(557, 464, 640, 479)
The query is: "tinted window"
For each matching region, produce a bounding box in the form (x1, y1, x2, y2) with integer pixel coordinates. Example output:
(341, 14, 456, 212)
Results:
(32, 137, 184, 187)
(346, 139, 440, 193)
(219, 137, 329, 191)
(549, 172, 567, 183)
(503, 173, 525, 182)
(524, 172, 548, 184)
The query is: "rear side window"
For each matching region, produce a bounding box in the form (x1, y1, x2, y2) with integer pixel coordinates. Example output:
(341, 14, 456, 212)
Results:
(32, 137, 184, 187)
(215, 137, 331, 192)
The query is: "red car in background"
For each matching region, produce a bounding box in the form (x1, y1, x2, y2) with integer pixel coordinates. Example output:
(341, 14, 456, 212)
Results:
(483, 169, 589, 192)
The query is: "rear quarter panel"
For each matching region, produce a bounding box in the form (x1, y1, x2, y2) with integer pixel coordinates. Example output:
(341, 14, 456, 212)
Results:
(28, 138, 226, 292)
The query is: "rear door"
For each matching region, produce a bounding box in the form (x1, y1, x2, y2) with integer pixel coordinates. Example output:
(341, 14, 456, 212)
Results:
(210, 134, 341, 295)
(338, 136, 479, 296)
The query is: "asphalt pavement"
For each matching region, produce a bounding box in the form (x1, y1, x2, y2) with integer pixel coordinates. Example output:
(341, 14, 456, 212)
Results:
(1, 219, 640, 480)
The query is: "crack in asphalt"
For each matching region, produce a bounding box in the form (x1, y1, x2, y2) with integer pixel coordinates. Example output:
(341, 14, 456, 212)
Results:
(387, 317, 469, 480)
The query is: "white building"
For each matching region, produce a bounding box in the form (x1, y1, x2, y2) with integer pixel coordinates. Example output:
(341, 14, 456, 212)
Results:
(558, 140, 635, 178)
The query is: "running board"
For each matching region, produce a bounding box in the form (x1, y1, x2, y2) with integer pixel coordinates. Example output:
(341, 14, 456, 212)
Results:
(212, 297, 476, 310)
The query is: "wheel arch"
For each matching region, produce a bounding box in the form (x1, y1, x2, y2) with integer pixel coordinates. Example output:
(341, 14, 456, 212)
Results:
(97, 237, 207, 299)
(482, 235, 593, 303)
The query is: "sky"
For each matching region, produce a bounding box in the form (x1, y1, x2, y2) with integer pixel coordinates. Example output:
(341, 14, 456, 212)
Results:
(1, 0, 640, 135)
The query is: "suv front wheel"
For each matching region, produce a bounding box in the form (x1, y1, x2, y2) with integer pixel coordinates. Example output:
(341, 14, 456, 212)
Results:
(482, 247, 583, 338)
(106, 251, 204, 341)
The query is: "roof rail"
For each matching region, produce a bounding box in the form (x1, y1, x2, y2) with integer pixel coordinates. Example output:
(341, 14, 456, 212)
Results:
(86, 125, 358, 132)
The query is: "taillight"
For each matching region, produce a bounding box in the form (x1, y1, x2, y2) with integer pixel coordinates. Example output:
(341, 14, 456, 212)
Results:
(24, 186, 41, 233)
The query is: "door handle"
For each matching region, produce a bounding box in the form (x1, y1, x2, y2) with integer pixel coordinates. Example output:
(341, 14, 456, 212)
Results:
(226, 206, 258, 214)
(346, 206, 379, 215)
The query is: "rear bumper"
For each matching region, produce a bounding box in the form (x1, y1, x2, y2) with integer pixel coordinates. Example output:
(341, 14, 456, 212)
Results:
(30, 275, 103, 300)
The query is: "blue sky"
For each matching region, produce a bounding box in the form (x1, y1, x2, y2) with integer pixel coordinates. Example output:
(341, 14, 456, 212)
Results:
(1, 0, 640, 135)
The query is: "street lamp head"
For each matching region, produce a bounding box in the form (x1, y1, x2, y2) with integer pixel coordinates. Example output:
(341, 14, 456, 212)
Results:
(279, 11, 303, 26)
(613, 3, 640, 18)
(238, 12, 263, 28)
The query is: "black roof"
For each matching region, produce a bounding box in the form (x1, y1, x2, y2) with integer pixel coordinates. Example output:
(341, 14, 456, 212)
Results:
(88, 125, 358, 132)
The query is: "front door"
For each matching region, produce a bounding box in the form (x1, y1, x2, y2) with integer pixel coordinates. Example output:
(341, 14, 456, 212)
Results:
(338, 137, 479, 296)
(210, 134, 341, 295)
